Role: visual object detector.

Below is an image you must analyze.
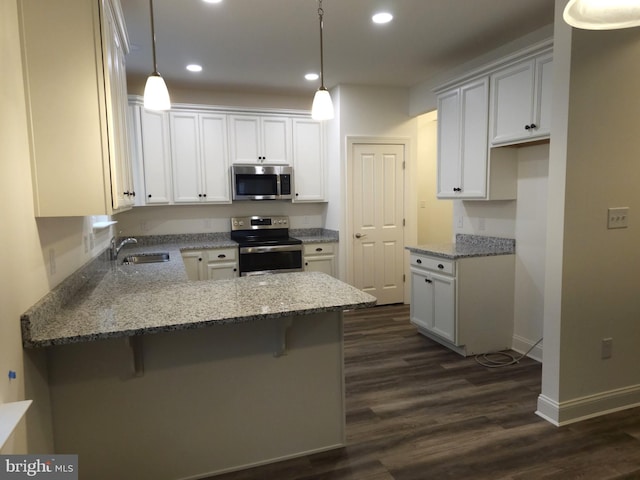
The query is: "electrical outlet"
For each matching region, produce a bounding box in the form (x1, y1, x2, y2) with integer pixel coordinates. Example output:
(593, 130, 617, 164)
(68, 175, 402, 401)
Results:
(601, 338, 613, 359)
(607, 207, 629, 229)
(83, 235, 89, 254)
(478, 217, 486, 231)
(456, 216, 463, 229)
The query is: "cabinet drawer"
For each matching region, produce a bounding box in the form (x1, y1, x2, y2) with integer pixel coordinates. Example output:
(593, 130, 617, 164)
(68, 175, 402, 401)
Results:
(303, 243, 335, 255)
(205, 247, 237, 262)
(410, 254, 455, 275)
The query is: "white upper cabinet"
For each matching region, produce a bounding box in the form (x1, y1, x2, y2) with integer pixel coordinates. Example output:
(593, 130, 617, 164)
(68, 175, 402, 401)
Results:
(170, 111, 230, 204)
(228, 115, 292, 165)
(137, 107, 172, 204)
(19, 0, 133, 216)
(437, 77, 490, 199)
(489, 51, 553, 146)
(292, 119, 325, 202)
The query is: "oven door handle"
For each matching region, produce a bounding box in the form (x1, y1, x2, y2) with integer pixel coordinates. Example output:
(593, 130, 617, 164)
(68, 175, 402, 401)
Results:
(240, 244, 303, 254)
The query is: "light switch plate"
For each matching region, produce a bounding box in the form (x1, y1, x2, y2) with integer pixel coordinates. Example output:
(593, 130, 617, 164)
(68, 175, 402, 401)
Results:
(607, 207, 629, 229)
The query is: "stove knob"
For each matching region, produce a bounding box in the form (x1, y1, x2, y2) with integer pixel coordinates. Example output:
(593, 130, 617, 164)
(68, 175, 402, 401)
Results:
(239, 221, 244, 226)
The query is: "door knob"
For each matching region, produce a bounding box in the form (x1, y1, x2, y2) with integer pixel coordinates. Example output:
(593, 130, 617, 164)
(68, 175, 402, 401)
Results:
(355, 233, 367, 239)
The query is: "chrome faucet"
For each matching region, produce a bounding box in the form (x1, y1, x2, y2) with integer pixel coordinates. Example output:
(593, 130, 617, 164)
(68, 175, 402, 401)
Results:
(110, 236, 137, 260)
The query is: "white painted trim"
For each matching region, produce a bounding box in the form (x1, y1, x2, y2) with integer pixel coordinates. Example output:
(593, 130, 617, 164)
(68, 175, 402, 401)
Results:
(128, 95, 312, 117)
(433, 38, 554, 93)
(536, 385, 640, 426)
(511, 334, 543, 363)
(0, 400, 32, 449)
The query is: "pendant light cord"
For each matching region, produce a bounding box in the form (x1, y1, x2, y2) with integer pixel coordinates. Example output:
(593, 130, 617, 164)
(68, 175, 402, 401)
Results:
(149, 0, 159, 75)
(318, 0, 326, 89)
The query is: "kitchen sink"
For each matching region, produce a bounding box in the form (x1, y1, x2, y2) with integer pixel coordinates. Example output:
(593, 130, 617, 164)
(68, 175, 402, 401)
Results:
(122, 252, 170, 265)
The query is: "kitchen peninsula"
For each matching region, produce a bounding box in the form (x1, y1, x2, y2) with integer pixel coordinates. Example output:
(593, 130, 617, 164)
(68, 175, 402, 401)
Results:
(21, 239, 375, 480)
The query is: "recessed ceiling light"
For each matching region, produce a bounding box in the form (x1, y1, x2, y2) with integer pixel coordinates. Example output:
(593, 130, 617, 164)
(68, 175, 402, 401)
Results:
(372, 12, 393, 24)
(203, 0, 222, 3)
(305, 73, 319, 81)
(186, 64, 203, 72)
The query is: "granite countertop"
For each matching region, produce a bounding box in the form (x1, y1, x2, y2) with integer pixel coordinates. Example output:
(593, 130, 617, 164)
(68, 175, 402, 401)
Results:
(21, 230, 372, 348)
(406, 234, 516, 259)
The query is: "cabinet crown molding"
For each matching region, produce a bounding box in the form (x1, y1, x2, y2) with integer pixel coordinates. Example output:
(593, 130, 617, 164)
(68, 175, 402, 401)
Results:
(127, 95, 312, 118)
(434, 38, 553, 94)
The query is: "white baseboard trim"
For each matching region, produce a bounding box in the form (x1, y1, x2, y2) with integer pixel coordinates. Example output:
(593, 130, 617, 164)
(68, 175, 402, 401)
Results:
(511, 334, 543, 363)
(536, 385, 640, 426)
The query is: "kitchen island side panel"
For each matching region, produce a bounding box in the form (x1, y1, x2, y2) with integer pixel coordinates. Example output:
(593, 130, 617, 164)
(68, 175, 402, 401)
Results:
(47, 312, 345, 480)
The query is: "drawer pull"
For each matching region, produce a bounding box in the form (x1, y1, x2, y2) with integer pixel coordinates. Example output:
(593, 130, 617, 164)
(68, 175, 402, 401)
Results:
(416, 259, 422, 264)
(315, 247, 323, 252)
(425, 278, 432, 284)
(218, 254, 226, 259)
(438, 264, 444, 269)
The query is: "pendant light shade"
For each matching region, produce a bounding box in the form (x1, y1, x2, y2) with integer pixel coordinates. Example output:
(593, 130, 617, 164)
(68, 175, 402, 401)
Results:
(563, 0, 640, 30)
(312, 88, 334, 121)
(143, 0, 171, 110)
(144, 73, 171, 110)
(311, 0, 334, 121)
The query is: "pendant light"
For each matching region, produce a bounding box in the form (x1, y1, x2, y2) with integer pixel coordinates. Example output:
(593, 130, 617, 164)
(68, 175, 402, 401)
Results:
(563, 0, 640, 30)
(143, 0, 171, 110)
(311, 0, 334, 120)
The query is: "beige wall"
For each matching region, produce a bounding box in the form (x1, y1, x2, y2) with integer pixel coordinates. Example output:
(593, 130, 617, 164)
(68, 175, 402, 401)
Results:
(0, 0, 112, 453)
(416, 111, 453, 244)
(128, 77, 311, 111)
(539, 0, 640, 424)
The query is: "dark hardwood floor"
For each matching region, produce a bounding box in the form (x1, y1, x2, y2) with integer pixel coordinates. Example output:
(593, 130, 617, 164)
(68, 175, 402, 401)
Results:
(209, 304, 640, 480)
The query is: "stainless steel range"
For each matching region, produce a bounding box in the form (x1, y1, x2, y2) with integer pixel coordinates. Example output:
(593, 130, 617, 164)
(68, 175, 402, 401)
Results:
(230, 216, 303, 276)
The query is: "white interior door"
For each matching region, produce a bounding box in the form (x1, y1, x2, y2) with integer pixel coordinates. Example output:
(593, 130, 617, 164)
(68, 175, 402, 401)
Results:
(351, 143, 405, 305)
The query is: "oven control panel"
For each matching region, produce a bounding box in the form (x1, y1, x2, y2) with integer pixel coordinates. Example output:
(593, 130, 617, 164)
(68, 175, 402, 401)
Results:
(231, 216, 289, 230)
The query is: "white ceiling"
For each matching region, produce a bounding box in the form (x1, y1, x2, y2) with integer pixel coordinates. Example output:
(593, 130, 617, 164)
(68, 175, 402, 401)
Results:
(120, 0, 555, 96)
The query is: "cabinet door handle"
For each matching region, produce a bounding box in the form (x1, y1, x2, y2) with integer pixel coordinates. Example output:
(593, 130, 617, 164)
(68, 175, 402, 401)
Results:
(438, 264, 444, 269)
(198, 257, 202, 262)
(315, 247, 323, 252)
(305, 262, 309, 266)
(218, 254, 226, 259)
(530, 123, 537, 129)
(416, 259, 422, 264)
(148, 194, 152, 198)
(425, 278, 433, 284)
(524, 124, 531, 130)
(453, 187, 462, 192)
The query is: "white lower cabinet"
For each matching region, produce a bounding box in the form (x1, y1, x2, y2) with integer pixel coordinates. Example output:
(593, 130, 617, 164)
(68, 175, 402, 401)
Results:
(204, 248, 238, 280)
(409, 252, 514, 356)
(303, 243, 337, 277)
(182, 248, 238, 281)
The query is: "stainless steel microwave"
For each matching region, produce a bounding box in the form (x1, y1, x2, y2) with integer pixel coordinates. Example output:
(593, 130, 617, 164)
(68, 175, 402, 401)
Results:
(231, 165, 293, 201)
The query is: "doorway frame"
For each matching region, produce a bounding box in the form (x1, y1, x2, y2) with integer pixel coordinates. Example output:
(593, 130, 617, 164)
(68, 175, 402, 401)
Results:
(344, 136, 415, 304)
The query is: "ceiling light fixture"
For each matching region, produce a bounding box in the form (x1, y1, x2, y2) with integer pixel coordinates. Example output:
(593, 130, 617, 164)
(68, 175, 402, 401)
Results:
(186, 64, 203, 72)
(563, 0, 640, 29)
(372, 12, 393, 24)
(311, 0, 334, 121)
(202, 0, 223, 3)
(143, 0, 171, 110)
